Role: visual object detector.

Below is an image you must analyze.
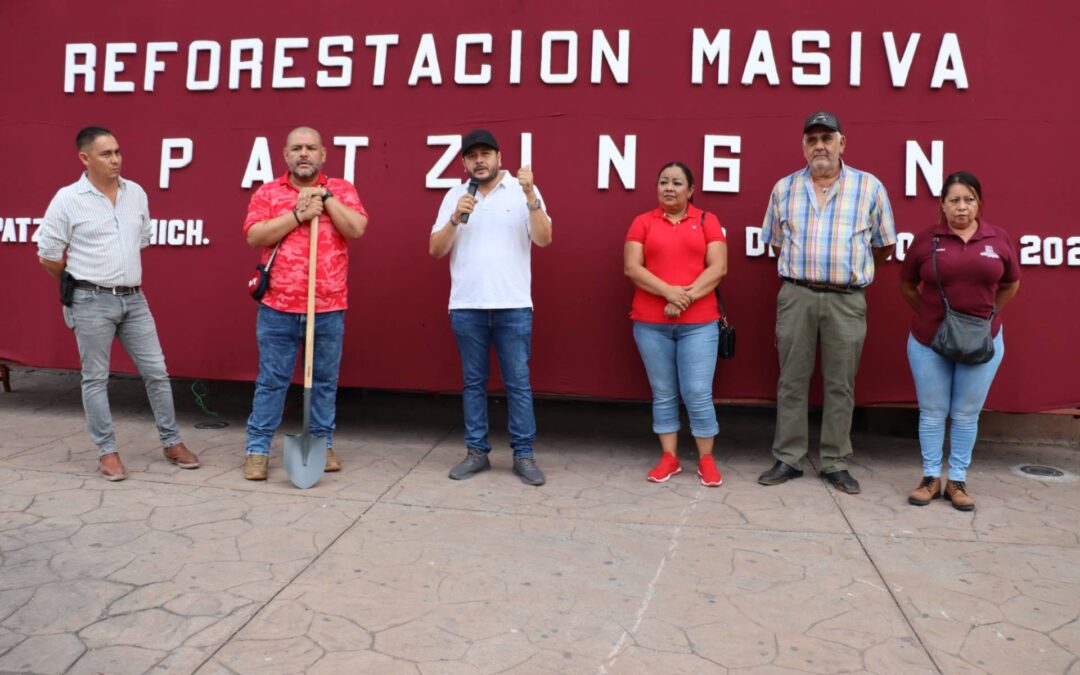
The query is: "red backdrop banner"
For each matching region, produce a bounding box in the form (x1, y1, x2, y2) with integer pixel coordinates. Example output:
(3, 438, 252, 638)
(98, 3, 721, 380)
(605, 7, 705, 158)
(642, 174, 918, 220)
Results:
(2, 1, 1077, 412)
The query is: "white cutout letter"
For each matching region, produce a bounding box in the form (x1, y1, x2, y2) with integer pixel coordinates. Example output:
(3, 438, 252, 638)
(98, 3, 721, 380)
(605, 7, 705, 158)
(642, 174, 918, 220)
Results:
(65, 43, 97, 93)
(334, 136, 369, 185)
(703, 135, 741, 192)
(905, 140, 944, 197)
(426, 135, 462, 189)
(541, 31, 578, 84)
(241, 137, 274, 188)
(741, 31, 779, 86)
(598, 135, 636, 189)
(883, 32, 920, 88)
(160, 138, 193, 189)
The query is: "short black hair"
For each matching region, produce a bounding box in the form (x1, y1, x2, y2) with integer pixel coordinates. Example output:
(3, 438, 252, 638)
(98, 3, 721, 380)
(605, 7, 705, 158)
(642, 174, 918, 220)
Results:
(657, 161, 695, 188)
(76, 126, 113, 151)
(941, 171, 982, 203)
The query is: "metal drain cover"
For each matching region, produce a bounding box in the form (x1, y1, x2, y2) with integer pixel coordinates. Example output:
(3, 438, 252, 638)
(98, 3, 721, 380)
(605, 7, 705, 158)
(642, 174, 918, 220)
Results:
(1010, 464, 1077, 482)
(194, 421, 229, 430)
(1019, 465, 1065, 477)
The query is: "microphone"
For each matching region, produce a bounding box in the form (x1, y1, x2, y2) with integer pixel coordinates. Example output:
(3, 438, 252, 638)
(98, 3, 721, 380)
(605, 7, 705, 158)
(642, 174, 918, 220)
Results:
(460, 179, 480, 224)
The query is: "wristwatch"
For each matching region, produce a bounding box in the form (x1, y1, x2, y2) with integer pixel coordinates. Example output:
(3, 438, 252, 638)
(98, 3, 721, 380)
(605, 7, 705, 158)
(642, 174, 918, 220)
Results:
(321, 189, 333, 202)
(527, 198, 542, 211)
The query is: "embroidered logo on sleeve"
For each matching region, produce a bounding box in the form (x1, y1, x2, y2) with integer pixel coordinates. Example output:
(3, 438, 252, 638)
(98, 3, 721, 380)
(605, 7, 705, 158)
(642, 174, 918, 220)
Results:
(980, 245, 1000, 259)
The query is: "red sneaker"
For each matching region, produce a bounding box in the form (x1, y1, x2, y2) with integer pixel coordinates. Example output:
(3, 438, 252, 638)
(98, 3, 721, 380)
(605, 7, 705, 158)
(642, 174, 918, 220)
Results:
(698, 455, 723, 487)
(647, 454, 682, 483)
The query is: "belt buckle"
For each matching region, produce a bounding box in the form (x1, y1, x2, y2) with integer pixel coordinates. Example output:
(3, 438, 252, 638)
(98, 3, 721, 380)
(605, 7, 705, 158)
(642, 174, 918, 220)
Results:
(111, 286, 119, 295)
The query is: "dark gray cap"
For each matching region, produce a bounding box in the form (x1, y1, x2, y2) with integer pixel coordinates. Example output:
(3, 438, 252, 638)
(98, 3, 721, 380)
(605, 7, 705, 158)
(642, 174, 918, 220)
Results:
(461, 129, 499, 155)
(803, 111, 842, 133)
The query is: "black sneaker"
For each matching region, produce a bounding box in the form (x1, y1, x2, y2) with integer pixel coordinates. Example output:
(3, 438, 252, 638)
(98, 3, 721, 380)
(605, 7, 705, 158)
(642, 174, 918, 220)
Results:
(512, 457, 546, 486)
(449, 449, 490, 480)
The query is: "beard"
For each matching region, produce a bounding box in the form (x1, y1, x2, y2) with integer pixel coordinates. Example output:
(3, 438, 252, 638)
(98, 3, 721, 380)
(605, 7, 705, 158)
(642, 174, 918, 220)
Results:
(469, 162, 501, 185)
(288, 159, 323, 179)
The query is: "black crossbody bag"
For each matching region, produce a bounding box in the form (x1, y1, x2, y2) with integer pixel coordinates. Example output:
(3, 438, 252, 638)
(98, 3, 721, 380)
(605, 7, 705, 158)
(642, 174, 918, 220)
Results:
(247, 237, 285, 302)
(700, 213, 735, 359)
(929, 235, 995, 364)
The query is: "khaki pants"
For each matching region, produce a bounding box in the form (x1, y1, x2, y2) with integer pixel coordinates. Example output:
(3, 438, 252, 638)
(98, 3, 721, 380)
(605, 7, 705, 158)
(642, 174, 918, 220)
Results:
(772, 282, 867, 473)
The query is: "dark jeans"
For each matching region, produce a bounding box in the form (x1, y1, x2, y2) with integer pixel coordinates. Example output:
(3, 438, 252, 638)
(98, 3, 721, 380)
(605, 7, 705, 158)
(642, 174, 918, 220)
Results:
(245, 305, 345, 456)
(450, 308, 536, 458)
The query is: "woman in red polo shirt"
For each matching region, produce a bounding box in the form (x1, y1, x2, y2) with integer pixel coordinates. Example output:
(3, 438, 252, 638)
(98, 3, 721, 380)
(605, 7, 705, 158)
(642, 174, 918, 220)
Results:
(624, 162, 729, 487)
(900, 171, 1020, 511)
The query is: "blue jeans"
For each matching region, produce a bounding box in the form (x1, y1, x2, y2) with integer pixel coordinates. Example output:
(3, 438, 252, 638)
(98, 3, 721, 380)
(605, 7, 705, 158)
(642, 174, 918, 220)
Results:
(245, 306, 345, 456)
(63, 289, 182, 456)
(907, 331, 1005, 481)
(449, 308, 536, 458)
(632, 321, 719, 438)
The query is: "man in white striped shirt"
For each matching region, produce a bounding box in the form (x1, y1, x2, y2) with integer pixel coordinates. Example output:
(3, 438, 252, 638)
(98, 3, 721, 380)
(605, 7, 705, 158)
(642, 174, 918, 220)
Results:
(37, 126, 200, 481)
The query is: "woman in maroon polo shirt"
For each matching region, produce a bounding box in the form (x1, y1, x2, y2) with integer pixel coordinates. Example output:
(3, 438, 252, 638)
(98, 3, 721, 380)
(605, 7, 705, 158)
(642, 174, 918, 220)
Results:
(899, 171, 1020, 511)
(624, 162, 729, 487)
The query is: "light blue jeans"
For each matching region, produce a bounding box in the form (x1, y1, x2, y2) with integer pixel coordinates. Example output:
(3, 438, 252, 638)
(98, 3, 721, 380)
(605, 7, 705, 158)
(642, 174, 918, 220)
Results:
(907, 331, 1005, 481)
(245, 306, 345, 456)
(63, 288, 182, 456)
(632, 321, 719, 438)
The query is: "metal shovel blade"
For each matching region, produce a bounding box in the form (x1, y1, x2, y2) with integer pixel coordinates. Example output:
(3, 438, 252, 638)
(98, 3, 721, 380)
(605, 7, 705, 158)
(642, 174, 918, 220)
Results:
(283, 431, 327, 489)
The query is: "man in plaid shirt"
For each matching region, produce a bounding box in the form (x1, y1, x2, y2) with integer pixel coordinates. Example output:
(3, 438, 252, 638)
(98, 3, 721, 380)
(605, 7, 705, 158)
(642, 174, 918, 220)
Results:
(757, 111, 897, 495)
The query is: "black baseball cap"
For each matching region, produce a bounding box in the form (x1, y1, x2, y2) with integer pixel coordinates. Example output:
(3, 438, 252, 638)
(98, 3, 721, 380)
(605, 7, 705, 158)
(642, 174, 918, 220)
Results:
(803, 111, 842, 133)
(461, 129, 499, 156)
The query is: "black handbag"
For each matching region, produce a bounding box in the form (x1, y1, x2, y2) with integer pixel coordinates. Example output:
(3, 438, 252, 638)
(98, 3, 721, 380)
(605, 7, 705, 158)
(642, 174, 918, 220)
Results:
(715, 289, 735, 359)
(699, 213, 735, 359)
(247, 238, 284, 302)
(929, 236, 995, 364)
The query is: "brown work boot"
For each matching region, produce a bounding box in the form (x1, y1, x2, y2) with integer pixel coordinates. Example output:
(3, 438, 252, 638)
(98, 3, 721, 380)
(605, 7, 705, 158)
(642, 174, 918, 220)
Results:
(324, 447, 341, 472)
(944, 480, 975, 511)
(908, 476, 941, 506)
(243, 454, 269, 481)
(99, 453, 127, 482)
(163, 442, 200, 469)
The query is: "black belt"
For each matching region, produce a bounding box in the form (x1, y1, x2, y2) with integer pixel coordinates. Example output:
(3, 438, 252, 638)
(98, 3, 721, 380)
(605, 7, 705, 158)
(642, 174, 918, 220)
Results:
(782, 277, 861, 294)
(73, 281, 141, 295)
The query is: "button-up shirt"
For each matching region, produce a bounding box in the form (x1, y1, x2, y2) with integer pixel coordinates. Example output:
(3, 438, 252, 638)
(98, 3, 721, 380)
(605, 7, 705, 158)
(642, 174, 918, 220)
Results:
(242, 172, 366, 313)
(37, 173, 151, 287)
(761, 163, 897, 287)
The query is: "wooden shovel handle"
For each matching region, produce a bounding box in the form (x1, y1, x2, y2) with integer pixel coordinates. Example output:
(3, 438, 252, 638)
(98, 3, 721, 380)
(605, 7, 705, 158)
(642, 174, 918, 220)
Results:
(303, 217, 318, 389)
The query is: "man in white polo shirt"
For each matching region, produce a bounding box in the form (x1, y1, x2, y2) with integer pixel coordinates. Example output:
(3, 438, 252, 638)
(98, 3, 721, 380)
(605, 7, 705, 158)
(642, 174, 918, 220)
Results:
(37, 126, 200, 481)
(429, 129, 553, 486)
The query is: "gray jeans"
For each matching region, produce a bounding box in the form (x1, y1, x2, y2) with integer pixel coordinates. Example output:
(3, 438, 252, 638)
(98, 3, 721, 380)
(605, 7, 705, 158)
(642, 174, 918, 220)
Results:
(63, 289, 182, 456)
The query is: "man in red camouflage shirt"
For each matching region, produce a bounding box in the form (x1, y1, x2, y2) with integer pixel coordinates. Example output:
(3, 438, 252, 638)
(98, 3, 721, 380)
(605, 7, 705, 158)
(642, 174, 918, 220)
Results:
(241, 127, 369, 481)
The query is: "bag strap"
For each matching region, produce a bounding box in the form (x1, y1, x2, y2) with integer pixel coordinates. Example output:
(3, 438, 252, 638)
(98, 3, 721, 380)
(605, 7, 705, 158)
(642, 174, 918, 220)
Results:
(930, 236, 951, 312)
(701, 212, 729, 324)
(263, 232, 288, 272)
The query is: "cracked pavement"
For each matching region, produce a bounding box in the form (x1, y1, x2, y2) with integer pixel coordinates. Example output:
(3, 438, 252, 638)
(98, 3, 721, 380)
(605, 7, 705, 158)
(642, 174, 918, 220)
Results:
(1, 368, 1078, 674)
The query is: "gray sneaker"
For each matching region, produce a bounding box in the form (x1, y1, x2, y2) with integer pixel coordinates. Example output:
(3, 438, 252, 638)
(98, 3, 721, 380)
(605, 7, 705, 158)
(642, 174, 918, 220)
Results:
(513, 457, 546, 486)
(449, 449, 491, 480)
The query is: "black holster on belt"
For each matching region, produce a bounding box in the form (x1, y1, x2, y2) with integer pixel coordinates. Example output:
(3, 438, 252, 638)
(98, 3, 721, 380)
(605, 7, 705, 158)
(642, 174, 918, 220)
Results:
(60, 271, 76, 306)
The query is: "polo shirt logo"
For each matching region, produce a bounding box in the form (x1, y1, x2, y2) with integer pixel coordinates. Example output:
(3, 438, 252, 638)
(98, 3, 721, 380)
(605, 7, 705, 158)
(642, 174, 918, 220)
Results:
(980, 245, 1000, 259)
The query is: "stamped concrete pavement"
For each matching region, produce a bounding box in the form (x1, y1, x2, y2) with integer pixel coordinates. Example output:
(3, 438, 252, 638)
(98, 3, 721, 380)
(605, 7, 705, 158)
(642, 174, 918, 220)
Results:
(0, 368, 1077, 674)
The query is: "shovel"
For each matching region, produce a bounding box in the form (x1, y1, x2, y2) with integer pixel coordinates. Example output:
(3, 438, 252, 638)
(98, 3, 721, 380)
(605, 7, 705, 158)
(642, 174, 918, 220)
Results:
(284, 216, 328, 489)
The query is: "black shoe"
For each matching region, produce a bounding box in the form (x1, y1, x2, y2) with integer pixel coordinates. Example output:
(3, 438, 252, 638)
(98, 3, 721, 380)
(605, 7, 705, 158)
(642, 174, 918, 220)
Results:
(820, 469, 861, 494)
(757, 460, 804, 486)
(449, 449, 490, 480)
(512, 457, 546, 486)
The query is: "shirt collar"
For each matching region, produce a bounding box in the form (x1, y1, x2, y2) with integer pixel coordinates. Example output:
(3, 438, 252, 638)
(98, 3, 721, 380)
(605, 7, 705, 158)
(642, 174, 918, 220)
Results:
(77, 171, 127, 195)
(801, 160, 848, 185)
(650, 203, 702, 224)
(932, 219, 997, 241)
(276, 171, 328, 191)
